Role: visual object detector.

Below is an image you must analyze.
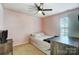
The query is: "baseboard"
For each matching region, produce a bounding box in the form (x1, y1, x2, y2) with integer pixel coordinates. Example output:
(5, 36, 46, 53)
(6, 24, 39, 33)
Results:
(13, 41, 29, 47)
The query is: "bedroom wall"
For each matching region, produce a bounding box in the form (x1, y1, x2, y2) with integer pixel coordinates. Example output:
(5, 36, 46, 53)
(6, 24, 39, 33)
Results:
(4, 9, 42, 46)
(0, 4, 4, 30)
(42, 8, 79, 36)
(41, 16, 60, 36)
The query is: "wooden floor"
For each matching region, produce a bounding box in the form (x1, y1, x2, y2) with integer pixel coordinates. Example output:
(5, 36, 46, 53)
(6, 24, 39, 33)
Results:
(13, 44, 45, 55)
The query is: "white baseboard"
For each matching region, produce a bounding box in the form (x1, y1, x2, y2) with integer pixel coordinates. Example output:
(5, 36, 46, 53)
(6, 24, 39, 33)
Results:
(13, 40, 29, 47)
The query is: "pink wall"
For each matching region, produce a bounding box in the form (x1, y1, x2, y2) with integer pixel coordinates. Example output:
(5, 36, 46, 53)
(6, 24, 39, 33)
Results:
(42, 8, 79, 36)
(41, 16, 60, 36)
(0, 4, 4, 30)
(4, 9, 42, 46)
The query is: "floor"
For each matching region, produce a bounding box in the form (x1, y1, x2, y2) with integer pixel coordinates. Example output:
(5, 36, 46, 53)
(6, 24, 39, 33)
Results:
(13, 44, 45, 55)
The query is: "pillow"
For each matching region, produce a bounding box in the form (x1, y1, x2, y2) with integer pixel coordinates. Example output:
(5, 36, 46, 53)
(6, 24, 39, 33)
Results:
(37, 32, 45, 36)
(31, 32, 45, 37)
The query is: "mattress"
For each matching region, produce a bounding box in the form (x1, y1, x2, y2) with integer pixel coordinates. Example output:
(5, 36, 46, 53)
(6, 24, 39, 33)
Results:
(31, 36, 50, 47)
(30, 34, 53, 55)
(31, 38, 50, 54)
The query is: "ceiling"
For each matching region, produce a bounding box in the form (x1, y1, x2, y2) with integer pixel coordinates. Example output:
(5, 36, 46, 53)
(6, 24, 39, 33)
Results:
(2, 3, 79, 17)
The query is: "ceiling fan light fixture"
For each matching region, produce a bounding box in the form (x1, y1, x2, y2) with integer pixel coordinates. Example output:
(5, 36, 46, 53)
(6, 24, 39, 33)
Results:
(34, 3, 52, 16)
(38, 11, 42, 14)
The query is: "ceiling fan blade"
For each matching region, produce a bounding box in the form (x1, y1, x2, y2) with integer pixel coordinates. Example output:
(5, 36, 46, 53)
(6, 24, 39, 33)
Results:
(40, 3, 44, 5)
(40, 3, 44, 7)
(43, 9, 52, 11)
(34, 3, 39, 8)
(34, 11, 39, 15)
(34, 3, 41, 10)
(42, 12, 45, 15)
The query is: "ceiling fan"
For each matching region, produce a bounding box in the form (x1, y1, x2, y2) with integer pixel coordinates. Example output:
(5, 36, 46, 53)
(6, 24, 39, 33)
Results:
(34, 3, 52, 15)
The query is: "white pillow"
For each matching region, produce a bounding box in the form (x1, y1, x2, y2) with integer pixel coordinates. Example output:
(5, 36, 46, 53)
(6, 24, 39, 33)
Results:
(37, 32, 45, 36)
(31, 32, 45, 37)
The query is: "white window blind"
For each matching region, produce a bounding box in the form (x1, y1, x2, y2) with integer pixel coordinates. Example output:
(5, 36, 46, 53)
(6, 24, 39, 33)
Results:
(60, 17, 69, 36)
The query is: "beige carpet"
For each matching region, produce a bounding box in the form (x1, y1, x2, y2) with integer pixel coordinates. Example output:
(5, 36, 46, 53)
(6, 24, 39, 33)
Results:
(13, 44, 45, 55)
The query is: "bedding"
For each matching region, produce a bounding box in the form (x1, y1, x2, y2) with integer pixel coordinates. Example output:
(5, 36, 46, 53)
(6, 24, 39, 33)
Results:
(31, 32, 53, 40)
(44, 35, 59, 43)
(30, 32, 54, 55)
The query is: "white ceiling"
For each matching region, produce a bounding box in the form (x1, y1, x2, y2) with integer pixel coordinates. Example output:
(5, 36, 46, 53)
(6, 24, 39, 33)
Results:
(2, 3, 79, 17)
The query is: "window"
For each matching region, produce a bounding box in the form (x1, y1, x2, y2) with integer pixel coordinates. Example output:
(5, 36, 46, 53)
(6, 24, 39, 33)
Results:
(60, 17, 69, 36)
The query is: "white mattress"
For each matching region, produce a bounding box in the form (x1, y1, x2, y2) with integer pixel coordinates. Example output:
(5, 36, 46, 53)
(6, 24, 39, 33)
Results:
(33, 35, 52, 40)
(30, 35, 53, 55)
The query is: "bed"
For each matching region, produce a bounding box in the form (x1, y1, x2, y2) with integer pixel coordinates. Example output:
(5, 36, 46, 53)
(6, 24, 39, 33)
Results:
(30, 32, 54, 55)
